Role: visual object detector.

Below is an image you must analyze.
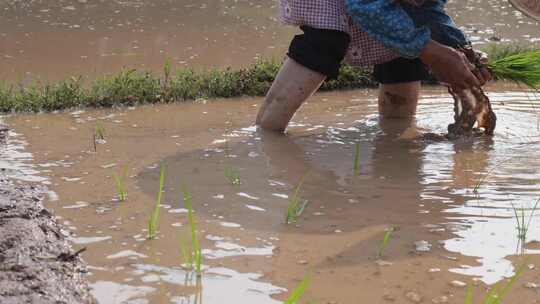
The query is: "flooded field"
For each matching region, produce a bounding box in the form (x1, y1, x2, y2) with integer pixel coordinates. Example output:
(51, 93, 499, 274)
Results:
(2, 85, 540, 303)
(1, 0, 539, 82)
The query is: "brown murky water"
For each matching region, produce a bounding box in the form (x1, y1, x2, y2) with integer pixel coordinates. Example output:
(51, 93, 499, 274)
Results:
(3, 85, 540, 303)
(1, 0, 539, 83)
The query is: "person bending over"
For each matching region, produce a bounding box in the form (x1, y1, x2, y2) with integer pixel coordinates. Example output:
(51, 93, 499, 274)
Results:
(256, 0, 491, 133)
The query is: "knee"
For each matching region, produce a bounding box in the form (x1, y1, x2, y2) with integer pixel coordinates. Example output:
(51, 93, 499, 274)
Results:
(288, 26, 350, 79)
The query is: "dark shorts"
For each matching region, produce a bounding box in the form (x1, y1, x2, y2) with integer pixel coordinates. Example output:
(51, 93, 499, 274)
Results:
(288, 26, 430, 83)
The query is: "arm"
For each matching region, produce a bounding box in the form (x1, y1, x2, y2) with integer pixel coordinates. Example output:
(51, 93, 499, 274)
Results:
(344, 0, 431, 58)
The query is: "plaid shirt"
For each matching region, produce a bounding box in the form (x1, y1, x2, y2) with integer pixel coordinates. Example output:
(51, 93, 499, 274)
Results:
(279, 0, 468, 66)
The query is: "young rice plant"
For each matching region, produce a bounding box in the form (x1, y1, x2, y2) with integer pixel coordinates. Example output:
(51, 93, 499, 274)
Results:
(148, 164, 165, 239)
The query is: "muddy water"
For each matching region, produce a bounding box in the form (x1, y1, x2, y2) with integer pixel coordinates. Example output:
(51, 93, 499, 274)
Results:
(2, 86, 540, 303)
(1, 0, 539, 83)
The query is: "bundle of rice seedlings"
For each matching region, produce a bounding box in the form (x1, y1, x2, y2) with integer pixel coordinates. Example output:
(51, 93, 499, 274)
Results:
(486, 47, 540, 90)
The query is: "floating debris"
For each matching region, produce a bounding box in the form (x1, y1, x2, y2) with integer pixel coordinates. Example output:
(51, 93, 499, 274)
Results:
(414, 241, 432, 252)
(449, 280, 467, 288)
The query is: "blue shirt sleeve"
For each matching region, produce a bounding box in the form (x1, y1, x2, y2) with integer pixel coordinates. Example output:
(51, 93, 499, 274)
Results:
(345, 0, 432, 59)
(402, 0, 470, 49)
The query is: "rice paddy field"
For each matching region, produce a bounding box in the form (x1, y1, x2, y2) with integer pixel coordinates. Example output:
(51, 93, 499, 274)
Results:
(1, 0, 540, 304)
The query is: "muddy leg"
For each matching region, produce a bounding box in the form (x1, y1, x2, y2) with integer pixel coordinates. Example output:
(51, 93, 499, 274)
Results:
(378, 82, 420, 119)
(256, 57, 326, 133)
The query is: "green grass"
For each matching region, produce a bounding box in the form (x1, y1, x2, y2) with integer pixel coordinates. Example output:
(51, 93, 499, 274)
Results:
(512, 198, 539, 254)
(181, 188, 203, 276)
(284, 273, 311, 304)
(112, 165, 128, 202)
(1, 44, 537, 113)
(285, 177, 309, 225)
(353, 142, 360, 175)
(378, 228, 393, 258)
(148, 163, 165, 239)
(0, 59, 373, 113)
(224, 165, 241, 185)
(464, 261, 526, 304)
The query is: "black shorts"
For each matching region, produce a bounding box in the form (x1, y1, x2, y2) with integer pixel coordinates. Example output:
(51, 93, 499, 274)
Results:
(288, 26, 430, 83)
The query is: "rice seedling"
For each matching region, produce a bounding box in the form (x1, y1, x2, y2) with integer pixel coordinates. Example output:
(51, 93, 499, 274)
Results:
(473, 157, 515, 193)
(148, 164, 165, 239)
(285, 177, 309, 225)
(92, 122, 106, 152)
(225, 166, 241, 185)
(112, 165, 129, 201)
(486, 46, 540, 90)
(284, 272, 311, 304)
(181, 188, 203, 276)
(512, 198, 539, 254)
(377, 228, 394, 258)
(95, 122, 105, 141)
(163, 58, 172, 88)
(353, 142, 360, 175)
(463, 261, 526, 304)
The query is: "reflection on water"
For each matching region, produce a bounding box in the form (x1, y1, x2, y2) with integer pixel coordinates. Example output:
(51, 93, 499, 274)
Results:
(418, 92, 540, 284)
(90, 263, 285, 304)
(0, 0, 538, 82)
(0, 129, 47, 182)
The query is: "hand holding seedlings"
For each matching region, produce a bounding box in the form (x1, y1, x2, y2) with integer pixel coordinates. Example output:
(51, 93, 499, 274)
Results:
(420, 40, 481, 91)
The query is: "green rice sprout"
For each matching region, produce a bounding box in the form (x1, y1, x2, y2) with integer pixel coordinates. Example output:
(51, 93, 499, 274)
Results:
(488, 48, 540, 90)
(285, 176, 309, 225)
(92, 122, 106, 152)
(284, 272, 311, 304)
(464, 285, 473, 304)
(163, 58, 172, 88)
(112, 165, 129, 201)
(353, 142, 360, 175)
(95, 122, 105, 141)
(473, 157, 514, 193)
(378, 228, 394, 258)
(463, 261, 526, 304)
(148, 164, 165, 239)
(225, 165, 241, 185)
(183, 188, 203, 276)
(512, 198, 539, 254)
(179, 237, 193, 268)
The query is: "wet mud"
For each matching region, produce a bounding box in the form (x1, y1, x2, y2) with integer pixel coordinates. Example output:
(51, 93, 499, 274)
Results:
(3, 85, 540, 303)
(0, 128, 94, 303)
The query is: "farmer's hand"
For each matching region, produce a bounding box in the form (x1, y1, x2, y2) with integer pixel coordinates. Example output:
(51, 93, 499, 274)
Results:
(420, 40, 481, 90)
(471, 49, 492, 85)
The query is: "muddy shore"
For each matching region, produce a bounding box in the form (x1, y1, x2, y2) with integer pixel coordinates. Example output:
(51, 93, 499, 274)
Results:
(0, 126, 94, 304)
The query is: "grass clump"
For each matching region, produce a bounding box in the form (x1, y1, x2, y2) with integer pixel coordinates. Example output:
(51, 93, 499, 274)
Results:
(181, 188, 203, 276)
(148, 164, 165, 239)
(285, 177, 309, 225)
(112, 165, 129, 202)
(284, 272, 311, 304)
(0, 59, 371, 113)
(1, 44, 538, 113)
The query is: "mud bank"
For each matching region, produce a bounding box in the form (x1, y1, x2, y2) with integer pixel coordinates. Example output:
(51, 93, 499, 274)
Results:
(0, 128, 94, 304)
